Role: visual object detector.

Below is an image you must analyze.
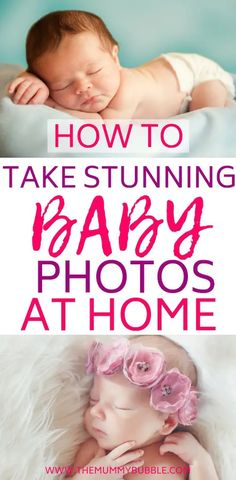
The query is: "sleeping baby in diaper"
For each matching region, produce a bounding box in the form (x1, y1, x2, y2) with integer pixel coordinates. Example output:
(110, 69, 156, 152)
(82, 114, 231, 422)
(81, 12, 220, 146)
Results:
(8, 10, 235, 119)
(68, 336, 219, 480)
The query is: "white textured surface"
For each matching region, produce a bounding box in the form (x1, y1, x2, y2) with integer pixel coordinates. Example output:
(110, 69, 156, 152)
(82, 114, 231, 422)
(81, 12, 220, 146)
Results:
(0, 337, 92, 480)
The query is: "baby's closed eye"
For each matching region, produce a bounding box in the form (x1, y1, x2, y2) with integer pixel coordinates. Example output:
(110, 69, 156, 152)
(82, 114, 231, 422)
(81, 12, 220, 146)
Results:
(89, 397, 134, 411)
(114, 405, 134, 411)
(88, 67, 103, 75)
(51, 83, 71, 92)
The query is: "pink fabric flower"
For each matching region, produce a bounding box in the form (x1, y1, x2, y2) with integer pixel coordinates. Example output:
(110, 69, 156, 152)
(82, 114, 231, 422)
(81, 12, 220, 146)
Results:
(150, 368, 191, 413)
(177, 390, 198, 425)
(123, 344, 166, 387)
(96, 338, 129, 375)
(86, 339, 129, 375)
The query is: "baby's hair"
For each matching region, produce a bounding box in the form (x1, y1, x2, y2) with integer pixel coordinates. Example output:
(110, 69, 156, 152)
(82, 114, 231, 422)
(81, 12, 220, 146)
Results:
(26, 10, 118, 70)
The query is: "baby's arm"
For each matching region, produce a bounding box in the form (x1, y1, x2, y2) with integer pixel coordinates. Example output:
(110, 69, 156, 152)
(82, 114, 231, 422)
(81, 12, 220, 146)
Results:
(44, 98, 102, 119)
(8, 71, 49, 105)
(100, 105, 136, 120)
(160, 432, 219, 480)
(189, 80, 229, 111)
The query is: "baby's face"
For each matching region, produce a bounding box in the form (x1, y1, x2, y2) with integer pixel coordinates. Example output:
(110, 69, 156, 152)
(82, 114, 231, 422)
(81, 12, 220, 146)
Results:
(84, 374, 165, 450)
(33, 32, 121, 112)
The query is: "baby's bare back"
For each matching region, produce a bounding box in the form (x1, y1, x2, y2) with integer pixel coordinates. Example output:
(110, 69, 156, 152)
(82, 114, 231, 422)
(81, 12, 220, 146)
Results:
(107, 57, 186, 119)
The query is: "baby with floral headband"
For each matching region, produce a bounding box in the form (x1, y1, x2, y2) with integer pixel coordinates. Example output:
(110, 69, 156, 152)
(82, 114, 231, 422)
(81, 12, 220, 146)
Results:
(70, 336, 219, 480)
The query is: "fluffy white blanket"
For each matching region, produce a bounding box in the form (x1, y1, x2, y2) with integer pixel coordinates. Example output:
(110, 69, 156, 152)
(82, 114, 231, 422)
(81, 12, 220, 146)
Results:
(0, 335, 235, 480)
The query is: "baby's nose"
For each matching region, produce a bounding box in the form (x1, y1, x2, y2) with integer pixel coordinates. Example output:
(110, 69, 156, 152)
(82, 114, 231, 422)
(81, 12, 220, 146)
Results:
(90, 403, 105, 419)
(75, 79, 92, 94)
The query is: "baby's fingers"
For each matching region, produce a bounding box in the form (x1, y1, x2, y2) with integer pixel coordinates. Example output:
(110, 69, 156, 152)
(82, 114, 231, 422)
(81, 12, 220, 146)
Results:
(28, 87, 49, 105)
(160, 441, 180, 456)
(115, 449, 144, 467)
(108, 441, 136, 460)
(11, 80, 33, 104)
(8, 76, 26, 94)
(16, 84, 42, 104)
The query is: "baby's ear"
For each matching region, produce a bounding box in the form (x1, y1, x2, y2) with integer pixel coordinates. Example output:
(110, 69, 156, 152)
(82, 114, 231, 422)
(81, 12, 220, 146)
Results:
(159, 415, 178, 436)
(112, 45, 120, 65)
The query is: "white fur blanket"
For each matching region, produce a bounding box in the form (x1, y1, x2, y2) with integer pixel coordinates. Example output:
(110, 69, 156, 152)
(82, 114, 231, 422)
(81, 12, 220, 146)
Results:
(0, 335, 235, 480)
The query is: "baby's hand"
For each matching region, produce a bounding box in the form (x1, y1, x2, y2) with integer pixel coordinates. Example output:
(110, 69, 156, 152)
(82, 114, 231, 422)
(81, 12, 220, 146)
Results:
(160, 432, 219, 480)
(80, 441, 144, 480)
(159, 431, 209, 466)
(8, 73, 49, 105)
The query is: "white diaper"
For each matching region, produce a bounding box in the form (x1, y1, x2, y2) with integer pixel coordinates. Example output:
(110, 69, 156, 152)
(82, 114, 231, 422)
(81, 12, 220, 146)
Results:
(161, 52, 235, 113)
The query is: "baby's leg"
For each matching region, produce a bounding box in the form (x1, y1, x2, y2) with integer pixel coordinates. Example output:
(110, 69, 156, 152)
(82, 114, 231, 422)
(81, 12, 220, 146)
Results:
(189, 80, 230, 111)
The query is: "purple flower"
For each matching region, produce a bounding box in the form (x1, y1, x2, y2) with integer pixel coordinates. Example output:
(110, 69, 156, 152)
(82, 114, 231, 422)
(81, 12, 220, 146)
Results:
(86, 339, 129, 375)
(150, 368, 191, 413)
(123, 344, 166, 388)
(177, 390, 198, 425)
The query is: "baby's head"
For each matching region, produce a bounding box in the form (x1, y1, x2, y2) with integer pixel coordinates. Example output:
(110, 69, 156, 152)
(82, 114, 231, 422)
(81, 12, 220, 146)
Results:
(84, 336, 198, 450)
(26, 10, 120, 112)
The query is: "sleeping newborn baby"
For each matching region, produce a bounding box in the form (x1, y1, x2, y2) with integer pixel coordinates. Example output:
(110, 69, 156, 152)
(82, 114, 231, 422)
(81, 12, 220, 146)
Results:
(9, 10, 235, 119)
(69, 336, 219, 480)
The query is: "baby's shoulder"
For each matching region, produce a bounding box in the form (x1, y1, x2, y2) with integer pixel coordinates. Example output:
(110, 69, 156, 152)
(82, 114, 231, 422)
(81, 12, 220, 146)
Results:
(110, 68, 139, 106)
(79, 437, 99, 451)
(73, 437, 99, 468)
(144, 441, 188, 472)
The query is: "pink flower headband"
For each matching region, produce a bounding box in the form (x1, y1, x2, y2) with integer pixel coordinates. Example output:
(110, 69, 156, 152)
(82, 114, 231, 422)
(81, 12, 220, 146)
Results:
(86, 338, 198, 426)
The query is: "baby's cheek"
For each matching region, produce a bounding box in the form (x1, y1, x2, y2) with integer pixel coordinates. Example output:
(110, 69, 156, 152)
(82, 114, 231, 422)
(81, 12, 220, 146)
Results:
(83, 408, 91, 430)
(50, 91, 68, 107)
